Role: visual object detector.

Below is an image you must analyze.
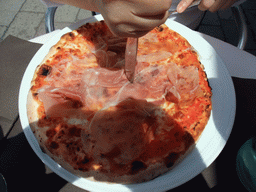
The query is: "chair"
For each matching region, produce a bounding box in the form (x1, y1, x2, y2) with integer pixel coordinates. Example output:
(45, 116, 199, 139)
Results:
(45, 7, 96, 33)
(45, 6, 247, 50)
(231, 5, 248, 50)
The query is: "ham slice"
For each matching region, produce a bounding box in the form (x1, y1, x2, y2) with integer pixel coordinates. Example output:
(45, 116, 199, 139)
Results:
(137, 51, 172, 63)
(87, 98, 157, 164)
(166, 63, 204, 104)
(37, 86, 84, 118)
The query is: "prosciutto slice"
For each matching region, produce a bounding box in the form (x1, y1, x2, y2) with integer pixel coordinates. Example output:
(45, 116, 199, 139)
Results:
(166, 63, 204, 104)
(37, 86, 84, 118)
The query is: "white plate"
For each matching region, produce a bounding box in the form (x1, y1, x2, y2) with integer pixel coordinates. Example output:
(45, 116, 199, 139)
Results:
(19, 15, 236, 192)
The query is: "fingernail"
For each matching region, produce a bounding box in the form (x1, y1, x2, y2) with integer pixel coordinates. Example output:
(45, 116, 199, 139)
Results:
(177, 2, 186, 13)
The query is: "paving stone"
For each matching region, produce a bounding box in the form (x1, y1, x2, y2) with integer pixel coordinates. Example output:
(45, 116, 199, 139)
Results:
(54, 22, 73, 30)
(20, 0, 47, 13)
(0, 0, 25, 12)
(197, 25, 225, 41)
(0, 10, 18, 26)
(33, 19, 46, 39)
(76, 9, 93, 21)
(0, 117, 13, 138)
(201, 11, 220, 25)
(3, 12, 44, 41)
(34, 19, 73, 38)
(6, 118, 23, 139)
(54, 5, 80, 23)
(0, 0, 25, 25)
(0, 26, 7, 39)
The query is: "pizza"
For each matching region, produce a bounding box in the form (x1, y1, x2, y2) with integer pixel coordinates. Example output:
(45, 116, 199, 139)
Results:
(27, 20, 212, 184)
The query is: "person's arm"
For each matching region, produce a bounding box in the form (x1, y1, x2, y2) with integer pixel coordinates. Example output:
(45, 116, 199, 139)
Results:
(50, 0, 99, 11)
(177, 0, 244, 13)
(44, 0, 172, 38)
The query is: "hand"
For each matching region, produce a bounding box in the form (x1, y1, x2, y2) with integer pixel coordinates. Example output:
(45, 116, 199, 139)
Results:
(95, 0, 172, 37)
(177, 0, 239, 13)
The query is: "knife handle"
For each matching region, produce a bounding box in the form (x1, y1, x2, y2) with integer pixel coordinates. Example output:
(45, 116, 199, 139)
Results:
(125, 37, 138, 83)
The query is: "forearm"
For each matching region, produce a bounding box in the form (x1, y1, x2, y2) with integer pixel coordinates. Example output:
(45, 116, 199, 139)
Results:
(50, 0, 99, 12)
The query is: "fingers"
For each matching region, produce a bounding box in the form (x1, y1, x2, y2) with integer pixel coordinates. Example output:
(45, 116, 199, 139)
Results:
(198, 0, 222, 12)
(110, 11, 170, 37)
(198, 0, 238, 12)
(220, 0, 239, 10)
(131, 0, 172, 17)
(177, 0, 239, 13)
(177, 0, 195, 13)
(100, 0, 172, 38)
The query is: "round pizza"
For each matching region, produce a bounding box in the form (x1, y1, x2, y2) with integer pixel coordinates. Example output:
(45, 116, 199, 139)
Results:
(27, 20, 212, 183)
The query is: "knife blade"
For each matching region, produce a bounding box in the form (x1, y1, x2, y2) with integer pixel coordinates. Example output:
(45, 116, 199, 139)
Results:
(125, 37, 138, 83)
(169, 0, 201, 14)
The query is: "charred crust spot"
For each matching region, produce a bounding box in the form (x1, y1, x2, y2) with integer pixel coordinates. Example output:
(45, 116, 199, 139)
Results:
(164, 153, 179, 168)
(32, 92, 39, 99)
(32, 92, 38, 97)
(156, 26, 164, 32)
(46, 128, 56, 138)
(84, 23, 92, 29)
(68, 126, 82, 137)
(71, 99, 83, 108)
(78, 167, 88, 171)
(40, 146, 46, 153)
(49, 141, 59, 149)
(178, 53, 185, 59)
(76, 157, 90, 171)
(69, 32, 75, 38)
(182, 132, 195, 149)
(130, 161, 146, 174)
(38, 64, 51, 76)
(56, 46, 61, 50)
(81, 158, 90, 164)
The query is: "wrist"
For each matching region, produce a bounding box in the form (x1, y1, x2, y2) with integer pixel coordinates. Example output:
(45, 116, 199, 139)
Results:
(50, 0, 100, 12)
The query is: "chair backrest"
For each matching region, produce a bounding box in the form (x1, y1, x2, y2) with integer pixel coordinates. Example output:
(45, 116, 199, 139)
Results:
(45, 7, 58, 33)
(45, 7, 96, 33)
(45, 6, 247, 50)
(231, 5, 247, 50)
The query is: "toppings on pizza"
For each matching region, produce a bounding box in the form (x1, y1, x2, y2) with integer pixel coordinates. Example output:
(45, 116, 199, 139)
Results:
(27, 21, 212, 183)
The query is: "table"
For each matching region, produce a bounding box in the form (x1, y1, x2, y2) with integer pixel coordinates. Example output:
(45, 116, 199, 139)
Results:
(1, 27, 256, 191)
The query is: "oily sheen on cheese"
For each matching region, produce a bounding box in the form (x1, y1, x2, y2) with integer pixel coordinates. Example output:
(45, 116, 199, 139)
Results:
(27, 21, 212, 183)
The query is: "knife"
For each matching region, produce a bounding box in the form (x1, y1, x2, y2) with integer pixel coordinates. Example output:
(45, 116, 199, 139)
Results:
(169, 0, 201, 14)
(125, 37, 138, 83)
(124, 1, 201, 83)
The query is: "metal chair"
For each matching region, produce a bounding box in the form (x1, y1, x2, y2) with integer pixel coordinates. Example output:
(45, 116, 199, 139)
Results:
(45, 6, 247, 49)
(45, 7, 96, 33)
(231, 5, 248, 50)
